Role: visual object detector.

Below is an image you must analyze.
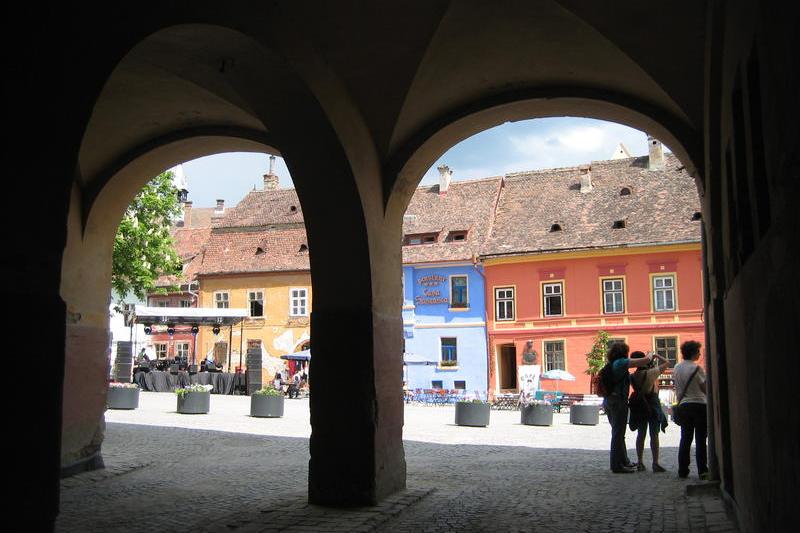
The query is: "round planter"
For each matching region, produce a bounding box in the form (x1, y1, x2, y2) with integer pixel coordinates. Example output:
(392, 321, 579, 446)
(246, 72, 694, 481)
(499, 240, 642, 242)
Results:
(521, 404, 553, 426)
(177, 391, 210, 414)
(455, 402, 490, 427)
(107, 387, 140, 410)
(570, 404, 600, 425)
(250, 394, 285, 418)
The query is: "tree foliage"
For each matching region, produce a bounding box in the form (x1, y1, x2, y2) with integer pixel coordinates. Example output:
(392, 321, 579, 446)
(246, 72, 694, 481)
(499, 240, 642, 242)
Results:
(112, 171, 182, 301)
(586, 330, 610, 377)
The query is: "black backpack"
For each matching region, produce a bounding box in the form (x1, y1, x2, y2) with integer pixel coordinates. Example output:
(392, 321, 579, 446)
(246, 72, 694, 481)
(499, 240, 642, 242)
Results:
(595, 362, 616, 397)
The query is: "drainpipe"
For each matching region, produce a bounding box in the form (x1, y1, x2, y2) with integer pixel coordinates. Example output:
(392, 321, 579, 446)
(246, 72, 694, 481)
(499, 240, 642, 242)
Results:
(473, 258, 492, 398)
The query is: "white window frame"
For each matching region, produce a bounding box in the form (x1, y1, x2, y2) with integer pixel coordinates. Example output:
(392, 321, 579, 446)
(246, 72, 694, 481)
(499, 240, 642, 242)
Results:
(652, 275, 676, 312)
(543, 340, 566, 372)
(542, 282, 564, 317)
(248, 289, 265, 318)
(495, 287, 515, 321)
(214, 291, 230, 309)
(175, 342, 190, 358)
(654, 336, 679, 367)
(154, 343, 168, 359)
(289, 287, 309, 317)
(602, 278, 625, 314)
(179, 299, 191, 308)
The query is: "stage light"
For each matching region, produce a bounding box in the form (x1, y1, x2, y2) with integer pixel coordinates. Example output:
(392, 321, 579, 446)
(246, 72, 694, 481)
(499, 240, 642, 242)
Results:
(167, 324, 175, 336)
(143, 324, 152, 335)
(212, 325, 221, 335)
(191, 324, 199, 334)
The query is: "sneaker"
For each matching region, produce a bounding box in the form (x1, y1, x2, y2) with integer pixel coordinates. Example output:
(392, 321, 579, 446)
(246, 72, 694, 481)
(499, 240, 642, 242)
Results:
(636, 463, 646, 472)
(612, 466, 637, 474)
(699, 472, 710, 481)
(652, 464, 666, 473)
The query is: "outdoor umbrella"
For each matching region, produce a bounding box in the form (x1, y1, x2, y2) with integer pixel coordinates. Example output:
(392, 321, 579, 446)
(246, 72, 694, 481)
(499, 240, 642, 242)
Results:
(540, 369, 576, 395)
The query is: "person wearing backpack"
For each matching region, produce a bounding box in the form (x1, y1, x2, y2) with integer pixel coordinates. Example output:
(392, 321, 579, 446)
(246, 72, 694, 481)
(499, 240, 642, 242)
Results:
(673, 340, 708, 479)
(601, 342, 656, 473)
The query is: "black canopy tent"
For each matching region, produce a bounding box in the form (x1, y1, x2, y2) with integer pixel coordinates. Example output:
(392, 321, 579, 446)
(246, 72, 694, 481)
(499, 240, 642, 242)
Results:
(133, 305, 248, 371)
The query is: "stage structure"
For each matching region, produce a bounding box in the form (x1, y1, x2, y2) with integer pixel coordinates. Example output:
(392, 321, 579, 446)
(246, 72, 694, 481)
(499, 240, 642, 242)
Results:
(133, 306, 248, 371)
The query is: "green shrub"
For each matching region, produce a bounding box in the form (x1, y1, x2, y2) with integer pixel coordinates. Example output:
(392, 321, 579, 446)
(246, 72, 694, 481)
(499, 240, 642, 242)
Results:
(252, 386, 283, 397)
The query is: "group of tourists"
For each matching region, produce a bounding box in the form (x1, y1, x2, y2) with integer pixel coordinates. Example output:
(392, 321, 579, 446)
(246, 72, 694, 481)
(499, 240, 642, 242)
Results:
(272, 369, 308, 399)
(600, 340, 708, 479)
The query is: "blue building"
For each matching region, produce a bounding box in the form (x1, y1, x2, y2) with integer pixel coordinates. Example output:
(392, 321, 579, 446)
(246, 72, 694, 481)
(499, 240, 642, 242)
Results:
(401, 167, 502, 395)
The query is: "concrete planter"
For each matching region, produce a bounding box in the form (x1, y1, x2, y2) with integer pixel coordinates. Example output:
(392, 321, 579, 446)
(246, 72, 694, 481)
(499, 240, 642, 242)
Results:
(107, 387, 140, 410)
(250, 394, 285, 418)
(455, 402, 490, 427)
(570, 404, 600, 425)
(521, 404, 553, 426)
(177, 391, 210, 414)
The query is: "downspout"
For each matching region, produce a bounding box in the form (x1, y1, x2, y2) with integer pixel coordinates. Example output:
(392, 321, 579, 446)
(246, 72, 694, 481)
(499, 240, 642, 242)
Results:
(473, 258, 491, 398)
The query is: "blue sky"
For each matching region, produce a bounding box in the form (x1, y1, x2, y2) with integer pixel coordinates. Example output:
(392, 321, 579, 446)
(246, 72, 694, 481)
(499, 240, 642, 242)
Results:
(181, 117, 662, 208)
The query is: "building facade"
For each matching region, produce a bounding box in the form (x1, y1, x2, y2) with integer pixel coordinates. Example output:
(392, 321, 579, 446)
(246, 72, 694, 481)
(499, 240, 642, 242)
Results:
(481, 146, 705, 396)
(400, 169, 500, 394)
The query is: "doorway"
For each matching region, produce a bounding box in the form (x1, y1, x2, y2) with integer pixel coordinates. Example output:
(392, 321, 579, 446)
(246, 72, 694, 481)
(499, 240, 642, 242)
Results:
(498, 344, 517, 391)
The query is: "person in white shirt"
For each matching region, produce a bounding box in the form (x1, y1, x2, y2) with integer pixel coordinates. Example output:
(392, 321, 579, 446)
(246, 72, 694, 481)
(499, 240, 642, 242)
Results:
(672, 340, 708, 479)
(629, 350, 671, 472)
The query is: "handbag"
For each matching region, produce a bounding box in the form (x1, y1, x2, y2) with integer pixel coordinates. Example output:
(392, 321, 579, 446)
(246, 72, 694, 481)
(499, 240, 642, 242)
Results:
(671, 366, 700, 426)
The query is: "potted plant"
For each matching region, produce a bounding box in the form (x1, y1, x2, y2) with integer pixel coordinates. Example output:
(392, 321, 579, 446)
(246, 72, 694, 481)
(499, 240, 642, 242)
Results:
(520, 398, 553, 426)
(455, 397, 490, 427)
(570, 401, 600, 425)
(176, 384, 212, 414)
(107, 382, 140, 410)
(250, 386, 285, 418)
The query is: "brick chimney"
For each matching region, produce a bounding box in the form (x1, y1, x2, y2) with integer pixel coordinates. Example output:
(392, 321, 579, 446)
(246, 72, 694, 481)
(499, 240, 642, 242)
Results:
(647, 135, 664, 170)
(182, 201, 192, 226)
(437, 164, 453, 195)
(579, 165, 593, 193)
(215, 199, 224, 213)
(263, 155, 279, 190)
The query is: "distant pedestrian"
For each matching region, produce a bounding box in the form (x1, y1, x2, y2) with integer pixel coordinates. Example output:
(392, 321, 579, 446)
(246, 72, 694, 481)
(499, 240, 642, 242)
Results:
(600, 342, 656, 473)
(628, 350, 670, 472)
(673, 340, 708, 479)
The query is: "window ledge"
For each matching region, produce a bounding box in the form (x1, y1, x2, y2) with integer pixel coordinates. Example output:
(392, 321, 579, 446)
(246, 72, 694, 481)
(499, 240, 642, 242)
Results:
(437, 364, 460, 371)
(448, 307, 470, 312)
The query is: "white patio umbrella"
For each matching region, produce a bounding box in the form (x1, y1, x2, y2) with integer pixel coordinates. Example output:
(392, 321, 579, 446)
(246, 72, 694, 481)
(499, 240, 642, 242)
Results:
(540, 369, 576, 395)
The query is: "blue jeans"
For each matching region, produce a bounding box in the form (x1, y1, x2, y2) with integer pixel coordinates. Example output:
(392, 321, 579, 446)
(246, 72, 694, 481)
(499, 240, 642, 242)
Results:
(604, 394, 630, 471)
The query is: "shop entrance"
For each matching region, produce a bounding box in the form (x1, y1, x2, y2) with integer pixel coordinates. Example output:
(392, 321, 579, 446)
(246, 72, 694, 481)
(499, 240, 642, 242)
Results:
(498, 344, 517, 391)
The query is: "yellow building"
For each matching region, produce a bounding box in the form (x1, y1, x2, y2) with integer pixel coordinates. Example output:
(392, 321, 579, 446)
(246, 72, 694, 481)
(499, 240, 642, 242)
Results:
(194, 174, 312, 378)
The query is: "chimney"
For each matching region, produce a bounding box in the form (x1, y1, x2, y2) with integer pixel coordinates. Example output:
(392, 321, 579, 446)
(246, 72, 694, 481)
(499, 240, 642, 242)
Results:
(647, 135, 664, 170)
(579, 165, 593, 193)
(182, 201, 192, 226)
(437, 164, 453, 195)
(263, 156, 279, 190)
(215, 199, 224, 213)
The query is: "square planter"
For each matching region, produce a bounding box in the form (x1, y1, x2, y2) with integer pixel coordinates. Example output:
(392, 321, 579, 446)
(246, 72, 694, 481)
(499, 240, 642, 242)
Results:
(107, 387, 140, 410)
(570, 404, 600, 425)
(250, 394, 285, 418)
(177, 391, 210, 414)
(521, 404, 553, 426)
(455, 402, 490, 427)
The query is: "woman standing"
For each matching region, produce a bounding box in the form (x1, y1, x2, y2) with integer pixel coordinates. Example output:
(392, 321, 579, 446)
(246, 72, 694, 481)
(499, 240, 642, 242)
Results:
(628, 350, 670, 472)
(673, 340, 708, 479)
(603, 342, 656, 473)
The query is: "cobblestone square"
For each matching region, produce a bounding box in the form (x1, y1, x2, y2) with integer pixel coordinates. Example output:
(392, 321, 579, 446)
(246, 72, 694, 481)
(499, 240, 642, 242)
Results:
(56, 393, 737, 532)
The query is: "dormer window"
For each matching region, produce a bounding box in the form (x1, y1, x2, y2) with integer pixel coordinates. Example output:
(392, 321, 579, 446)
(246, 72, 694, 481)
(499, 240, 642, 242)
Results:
(445, 230, 468, 242)
(255, 247, 265, 255)
(290, 205, 297, 213)
(298, 244, 308, 253)
(550, 223, 562, 232)
(612, 219, 627, 229)
(404, 233, 438, 245)
(620, 187, 632, 196)
(691, 211, 702, 221)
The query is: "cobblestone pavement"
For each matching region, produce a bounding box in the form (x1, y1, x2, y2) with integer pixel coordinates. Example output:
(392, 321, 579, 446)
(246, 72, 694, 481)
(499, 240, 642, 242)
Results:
(56, 393, 737, 532)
